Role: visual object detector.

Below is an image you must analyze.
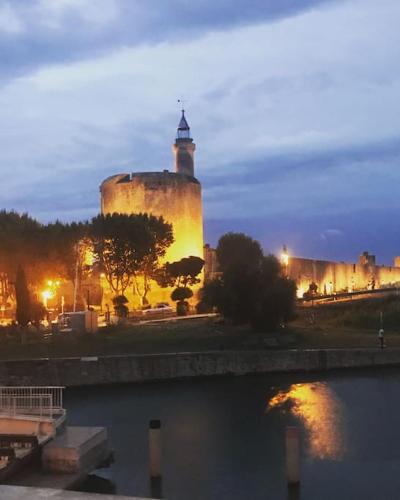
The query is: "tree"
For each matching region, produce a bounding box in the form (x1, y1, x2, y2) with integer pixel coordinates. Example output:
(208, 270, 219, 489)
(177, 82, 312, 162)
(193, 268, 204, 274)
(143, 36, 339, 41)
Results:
(15, 265, 30, 327)
(40, 221, 89, 284)
(131, 215, 174, 305)
(250, 256, 297, 331)
(0, 211, 42, 289)
(0, 211, 89, 303)
(200, 233, 297, 332)
(90, 213, 173, 299)
(171, 286, 193, 316)
(155, 256, 204, 315)
(155, 256, 205, 288)
(217, 232, 263, 274)
(30, 300, 47, 329)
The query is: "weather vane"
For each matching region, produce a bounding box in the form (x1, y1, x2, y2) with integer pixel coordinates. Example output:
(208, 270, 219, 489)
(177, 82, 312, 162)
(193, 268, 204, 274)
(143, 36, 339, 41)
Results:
(177, 98, 186, 112)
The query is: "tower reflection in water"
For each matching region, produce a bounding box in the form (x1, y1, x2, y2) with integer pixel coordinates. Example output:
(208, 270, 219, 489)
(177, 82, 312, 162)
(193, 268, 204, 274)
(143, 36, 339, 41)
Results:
(267, 382, 344, 460)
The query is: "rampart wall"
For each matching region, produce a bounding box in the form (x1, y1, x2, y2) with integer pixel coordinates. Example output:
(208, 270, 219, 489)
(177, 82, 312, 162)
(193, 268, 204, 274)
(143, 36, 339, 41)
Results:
(289, 256, 400, 297)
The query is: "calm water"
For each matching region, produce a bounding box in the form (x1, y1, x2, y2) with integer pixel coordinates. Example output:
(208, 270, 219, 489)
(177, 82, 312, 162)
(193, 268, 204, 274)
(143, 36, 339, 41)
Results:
(65, 368, 400, 500)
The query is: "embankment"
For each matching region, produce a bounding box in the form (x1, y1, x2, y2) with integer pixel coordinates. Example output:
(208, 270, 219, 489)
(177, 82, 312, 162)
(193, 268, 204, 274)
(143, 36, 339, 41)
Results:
(0, 348, 399, 386)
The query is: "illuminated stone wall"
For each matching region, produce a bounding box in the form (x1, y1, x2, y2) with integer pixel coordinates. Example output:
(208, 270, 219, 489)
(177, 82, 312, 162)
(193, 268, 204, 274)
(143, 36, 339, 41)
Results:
(288, 255, 400, 298)
(202, 246, 400, 299)
(100, 171, 204, 308)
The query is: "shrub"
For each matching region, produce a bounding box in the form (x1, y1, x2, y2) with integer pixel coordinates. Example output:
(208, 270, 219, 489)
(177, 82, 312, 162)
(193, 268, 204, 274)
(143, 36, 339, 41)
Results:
(112, 295, 129, 318)
(171, 287, 193, 316)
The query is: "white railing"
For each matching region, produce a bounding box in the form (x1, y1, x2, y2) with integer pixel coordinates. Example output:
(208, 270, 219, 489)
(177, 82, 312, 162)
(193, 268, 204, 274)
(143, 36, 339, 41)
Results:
(0, 386, 65, 420)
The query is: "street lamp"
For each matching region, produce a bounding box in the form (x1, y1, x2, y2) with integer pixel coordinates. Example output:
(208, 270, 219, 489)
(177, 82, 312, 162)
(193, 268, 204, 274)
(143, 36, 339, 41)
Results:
(41, 289, 53, 309)
(281, 245, 289, 276)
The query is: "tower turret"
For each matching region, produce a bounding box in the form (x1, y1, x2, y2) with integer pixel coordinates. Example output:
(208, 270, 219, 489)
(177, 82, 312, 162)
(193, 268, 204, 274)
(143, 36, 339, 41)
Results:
(172, 110, 196, 177)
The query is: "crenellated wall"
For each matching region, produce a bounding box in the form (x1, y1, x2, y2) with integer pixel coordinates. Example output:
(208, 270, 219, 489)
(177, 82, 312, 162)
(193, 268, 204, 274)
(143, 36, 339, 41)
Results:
(202, 246, 400, 299)
(288, 255, 400, 298)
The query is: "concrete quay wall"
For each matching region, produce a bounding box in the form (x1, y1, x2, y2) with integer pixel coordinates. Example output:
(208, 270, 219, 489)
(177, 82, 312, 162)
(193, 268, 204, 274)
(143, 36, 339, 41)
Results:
(0, 349, 400, 387)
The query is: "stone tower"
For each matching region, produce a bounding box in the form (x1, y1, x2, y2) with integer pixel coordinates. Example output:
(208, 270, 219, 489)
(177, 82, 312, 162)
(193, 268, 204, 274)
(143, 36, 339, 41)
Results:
(172, 110, 196, 177)
(100, 111, 204, 307)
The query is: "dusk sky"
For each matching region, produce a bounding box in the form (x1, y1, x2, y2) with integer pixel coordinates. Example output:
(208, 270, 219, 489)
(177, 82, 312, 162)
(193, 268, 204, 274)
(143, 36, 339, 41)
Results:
(1, 0, 400, 263)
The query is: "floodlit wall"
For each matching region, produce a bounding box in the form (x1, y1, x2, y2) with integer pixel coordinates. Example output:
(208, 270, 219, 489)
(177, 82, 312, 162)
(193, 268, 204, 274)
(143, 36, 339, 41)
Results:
(100, 171, 204, 308)
(201, 247, 400, 299)
(288, 256, 400, 298)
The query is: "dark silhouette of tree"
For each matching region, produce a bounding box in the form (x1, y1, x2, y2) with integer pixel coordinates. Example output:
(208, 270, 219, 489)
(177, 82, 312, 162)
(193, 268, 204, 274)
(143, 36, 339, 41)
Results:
(201, 233, 297, 332)
(171, 286, 193, 316)
(0, 211, 89, 295)
(155, 256, 204, 288)
(41, 221, 89, 284)
(0, 211, 42, 287)
(15, 265, 30, 327)
(112, 295, 129, 318)
(30, 300, 47, 329)
(217, 232, 263, 274)
(155, 256, 204, 315)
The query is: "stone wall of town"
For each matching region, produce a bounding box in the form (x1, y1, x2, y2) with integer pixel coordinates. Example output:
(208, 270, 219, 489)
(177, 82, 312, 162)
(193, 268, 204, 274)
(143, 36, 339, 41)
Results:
(289, 253, 400, 297)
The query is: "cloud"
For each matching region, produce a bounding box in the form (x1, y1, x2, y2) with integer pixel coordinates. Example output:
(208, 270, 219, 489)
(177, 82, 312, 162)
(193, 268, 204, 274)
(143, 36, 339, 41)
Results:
(0, 0, 400, 264)
(320, 229, 344, 241)
(0, 0, 338, 79)
(0, 3, 24, 34)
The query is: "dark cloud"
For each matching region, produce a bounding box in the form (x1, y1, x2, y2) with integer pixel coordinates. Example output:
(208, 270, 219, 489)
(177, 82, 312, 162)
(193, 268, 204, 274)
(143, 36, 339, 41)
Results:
(201, 137, 400, 190)
(0, 0, 340, 79)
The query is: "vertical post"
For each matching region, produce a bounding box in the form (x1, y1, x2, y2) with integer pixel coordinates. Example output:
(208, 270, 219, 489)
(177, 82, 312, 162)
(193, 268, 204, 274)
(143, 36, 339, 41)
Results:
(286, 426, 300, 485)
(149, 419, 162, 498)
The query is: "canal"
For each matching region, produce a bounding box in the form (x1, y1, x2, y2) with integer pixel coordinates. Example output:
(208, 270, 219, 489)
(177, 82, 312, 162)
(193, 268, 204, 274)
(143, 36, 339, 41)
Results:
(65, 368, 400, 499)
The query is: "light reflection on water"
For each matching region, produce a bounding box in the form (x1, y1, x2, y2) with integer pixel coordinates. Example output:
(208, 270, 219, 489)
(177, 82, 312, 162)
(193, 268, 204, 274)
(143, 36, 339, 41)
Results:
(266, 382, 344, 460)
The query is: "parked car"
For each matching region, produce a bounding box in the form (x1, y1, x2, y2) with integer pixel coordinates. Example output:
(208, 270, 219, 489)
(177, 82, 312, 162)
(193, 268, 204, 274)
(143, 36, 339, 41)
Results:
(141, 302, 173, 316)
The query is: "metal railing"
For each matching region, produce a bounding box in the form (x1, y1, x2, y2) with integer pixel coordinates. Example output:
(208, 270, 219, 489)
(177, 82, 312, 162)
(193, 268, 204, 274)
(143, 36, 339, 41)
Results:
(0, 387, 65, 420)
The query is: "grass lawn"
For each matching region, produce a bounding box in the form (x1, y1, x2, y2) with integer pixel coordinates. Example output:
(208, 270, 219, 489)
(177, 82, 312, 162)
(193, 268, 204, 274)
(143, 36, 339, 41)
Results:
(0, 295, 399, 360)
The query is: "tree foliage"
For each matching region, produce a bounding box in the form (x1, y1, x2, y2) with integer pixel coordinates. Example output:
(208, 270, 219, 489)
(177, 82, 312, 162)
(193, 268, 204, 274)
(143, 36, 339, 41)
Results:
(30, 300, 47, 329)
(112, 295, 129, 318)
(217, 232, 264, 274)
(90, 213, 173, 297)
(171, 286, 193, 302)
(155, 256, 204, 288)
(15, 265, 30, 327)
(0, 210, 88, 290)
(200, 233, 297, 332)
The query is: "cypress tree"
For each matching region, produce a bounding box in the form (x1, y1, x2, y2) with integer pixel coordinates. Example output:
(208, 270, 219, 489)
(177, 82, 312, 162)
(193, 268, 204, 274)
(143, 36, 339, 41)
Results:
(15, 265, 30, 327)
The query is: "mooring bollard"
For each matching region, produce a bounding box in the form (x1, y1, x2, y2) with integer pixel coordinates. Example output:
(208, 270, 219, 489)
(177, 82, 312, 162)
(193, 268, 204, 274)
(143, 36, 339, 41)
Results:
(286, 426, 300, 485)
(149, 419, 162, 498)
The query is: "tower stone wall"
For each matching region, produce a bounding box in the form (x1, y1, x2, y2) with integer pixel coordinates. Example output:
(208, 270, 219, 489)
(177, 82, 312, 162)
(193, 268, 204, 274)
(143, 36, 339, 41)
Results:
(99, 111, 204, 309)
(100, 171, 203, 264)
(172, 139, 195, 176)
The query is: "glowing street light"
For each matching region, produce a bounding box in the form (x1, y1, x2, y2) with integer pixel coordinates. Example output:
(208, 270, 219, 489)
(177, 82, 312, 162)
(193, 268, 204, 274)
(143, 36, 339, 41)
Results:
(41, 289, 54, 309)
(41, 279, 61, 309)
(281, 245, 289, 275)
